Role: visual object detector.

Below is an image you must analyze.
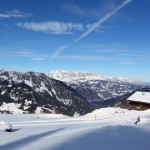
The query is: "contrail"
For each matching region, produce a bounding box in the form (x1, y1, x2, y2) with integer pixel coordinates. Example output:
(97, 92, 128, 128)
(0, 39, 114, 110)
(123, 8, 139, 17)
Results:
(51, 0, 133, 60)
(50, 44, 69, 60)
(74, 0, 132, 42)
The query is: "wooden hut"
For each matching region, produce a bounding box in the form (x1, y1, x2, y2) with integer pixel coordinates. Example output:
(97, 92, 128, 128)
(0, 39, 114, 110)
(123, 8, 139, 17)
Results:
(127, 91, 150, 110)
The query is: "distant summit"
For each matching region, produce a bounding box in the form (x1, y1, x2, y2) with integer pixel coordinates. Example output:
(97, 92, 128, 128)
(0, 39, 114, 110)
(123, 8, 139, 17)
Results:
(48, 70, 143, 85)
(48, 70, 148, 104)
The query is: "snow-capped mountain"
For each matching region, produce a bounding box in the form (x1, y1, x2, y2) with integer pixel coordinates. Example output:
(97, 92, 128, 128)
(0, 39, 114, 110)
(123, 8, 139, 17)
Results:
(0, 70, 93, 115)
(48, 70, 147, 103)
(48, 70, 143, 85)
(49, 70, 106, 82)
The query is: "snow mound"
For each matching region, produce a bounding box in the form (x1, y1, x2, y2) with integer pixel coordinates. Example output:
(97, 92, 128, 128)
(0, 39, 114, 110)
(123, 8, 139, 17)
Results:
(0, 121, 12, 132)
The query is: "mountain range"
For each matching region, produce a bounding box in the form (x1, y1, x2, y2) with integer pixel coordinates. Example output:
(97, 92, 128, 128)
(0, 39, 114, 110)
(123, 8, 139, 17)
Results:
(48, 70, 143, 85)
(48, 70, 148, 104)
(0, 69, 93, 116)
(0, 69, 149, 115)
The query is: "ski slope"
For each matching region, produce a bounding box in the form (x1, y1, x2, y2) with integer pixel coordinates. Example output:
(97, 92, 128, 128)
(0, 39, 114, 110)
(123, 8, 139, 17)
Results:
(0, 108, 150, 150)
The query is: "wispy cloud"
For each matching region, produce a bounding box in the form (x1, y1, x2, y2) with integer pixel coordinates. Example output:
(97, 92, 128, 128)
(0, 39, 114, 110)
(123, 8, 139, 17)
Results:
(85, 23, 106, 33)
(62, 4, 101, 19)
(0, 50, 47, 58)
(54, 55, 109, 61)
(50, 54, 134, 61)
(119, 61, 138, 65)
(31, 57, 48, 60)
(86, 44, 124, 49)
(0, 10, 32, 18)
(116, 53, 144, 57)
(50, 45, 70, 60)
(94, 49, 141, 54)
(87, 44, 145, 57)
(51, 0, 133, 59)
(17, 21, 84, 35)
(62, 0, 119, 19)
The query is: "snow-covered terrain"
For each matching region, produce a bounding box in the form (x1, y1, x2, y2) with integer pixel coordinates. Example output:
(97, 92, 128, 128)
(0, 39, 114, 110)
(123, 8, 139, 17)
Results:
(48, 70, 143, 85)
(0, 107, 150, 150)
(48, 70, 146, 102)
(0, 70, 93, 115)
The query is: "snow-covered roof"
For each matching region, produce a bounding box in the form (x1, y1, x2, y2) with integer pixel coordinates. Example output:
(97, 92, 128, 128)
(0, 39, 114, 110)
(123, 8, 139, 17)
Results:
(127, 91, 150, 104)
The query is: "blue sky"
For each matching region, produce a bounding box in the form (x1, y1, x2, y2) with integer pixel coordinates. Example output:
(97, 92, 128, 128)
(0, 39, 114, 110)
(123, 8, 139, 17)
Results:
(0, 0, 150, 82)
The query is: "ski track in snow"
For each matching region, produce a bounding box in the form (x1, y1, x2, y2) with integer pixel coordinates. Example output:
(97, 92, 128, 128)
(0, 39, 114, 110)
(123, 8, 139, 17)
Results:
(12, 112, 149, 127)
(0, 108, 150, 150)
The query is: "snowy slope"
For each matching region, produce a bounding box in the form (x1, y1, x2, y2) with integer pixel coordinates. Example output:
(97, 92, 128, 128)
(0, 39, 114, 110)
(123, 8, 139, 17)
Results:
(0, 107, 150, 150)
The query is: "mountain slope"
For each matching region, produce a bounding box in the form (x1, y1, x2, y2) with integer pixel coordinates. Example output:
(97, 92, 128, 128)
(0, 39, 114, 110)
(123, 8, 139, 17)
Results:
(0, 70, 93, 115)
(48, 70, 146, 103)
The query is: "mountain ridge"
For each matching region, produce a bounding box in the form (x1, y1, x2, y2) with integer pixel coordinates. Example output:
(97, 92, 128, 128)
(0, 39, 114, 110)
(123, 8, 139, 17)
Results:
(48, 70, 148, 103)
(48, 70, 144, 85)
(0, 69, 93, 115)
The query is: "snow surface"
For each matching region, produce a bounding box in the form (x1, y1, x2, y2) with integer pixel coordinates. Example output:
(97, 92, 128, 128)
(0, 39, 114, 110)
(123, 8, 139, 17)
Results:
(0, 107, 150, 150)
(127, 91, 150, 104)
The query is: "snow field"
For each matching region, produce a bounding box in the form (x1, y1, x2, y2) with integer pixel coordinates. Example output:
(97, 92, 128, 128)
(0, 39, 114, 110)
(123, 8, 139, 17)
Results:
(0, 107, 150, 150)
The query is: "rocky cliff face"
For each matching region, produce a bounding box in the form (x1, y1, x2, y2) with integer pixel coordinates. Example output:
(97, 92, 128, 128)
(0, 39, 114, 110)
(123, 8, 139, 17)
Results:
(0, 70, 93, 116)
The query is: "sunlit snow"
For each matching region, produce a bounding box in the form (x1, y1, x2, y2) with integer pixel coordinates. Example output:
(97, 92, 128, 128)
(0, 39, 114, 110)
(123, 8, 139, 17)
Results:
(0, 107, 150, 150)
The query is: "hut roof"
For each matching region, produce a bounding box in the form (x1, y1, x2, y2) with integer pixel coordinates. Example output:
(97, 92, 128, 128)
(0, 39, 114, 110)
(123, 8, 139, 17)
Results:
(127, 91, 150, 104)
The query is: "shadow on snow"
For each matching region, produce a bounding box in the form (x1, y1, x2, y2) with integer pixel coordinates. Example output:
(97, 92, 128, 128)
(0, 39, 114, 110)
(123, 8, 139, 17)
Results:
(51, 125, 150, 150)
(0, 127, 66, 150)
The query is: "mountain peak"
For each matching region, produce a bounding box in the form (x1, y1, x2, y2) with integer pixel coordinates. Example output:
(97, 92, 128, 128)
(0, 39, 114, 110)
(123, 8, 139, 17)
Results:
(48, 70, 106, 82)
(48, 70, 143, 85)
(0, 69, 93, 115)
